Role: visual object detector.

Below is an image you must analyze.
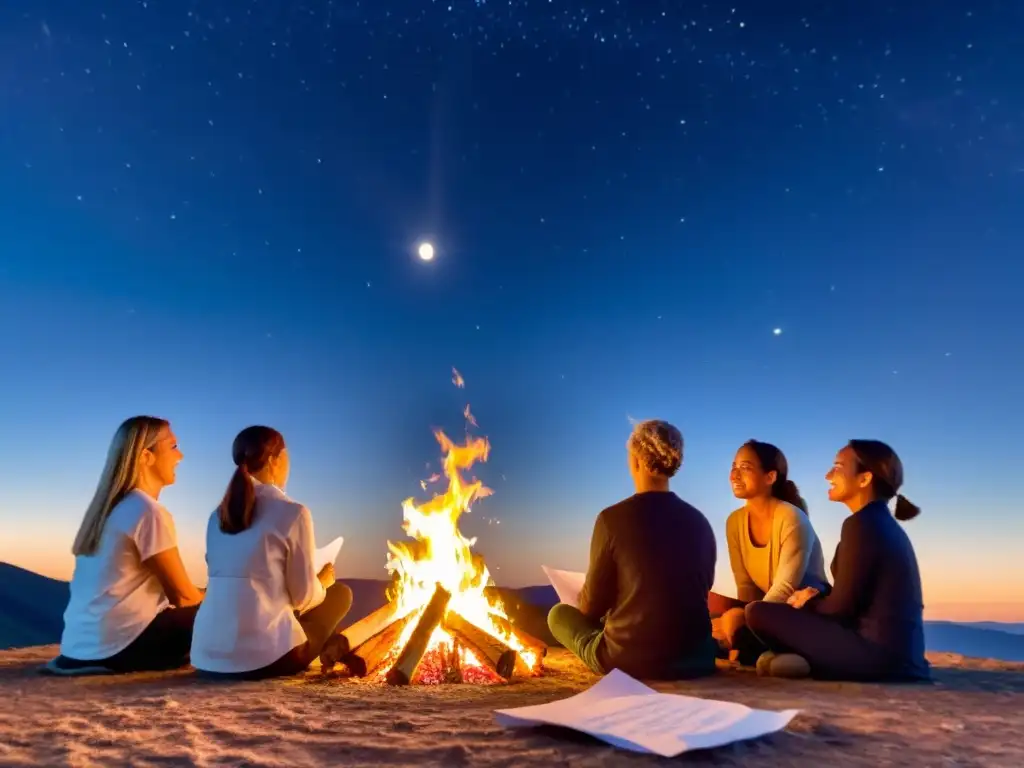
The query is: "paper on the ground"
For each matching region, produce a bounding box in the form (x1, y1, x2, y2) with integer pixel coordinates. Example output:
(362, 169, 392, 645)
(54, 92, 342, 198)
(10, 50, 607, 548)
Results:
(494, 669, 799, 757)
(314, 536, 344, 573)
(541, 566, 585, 608)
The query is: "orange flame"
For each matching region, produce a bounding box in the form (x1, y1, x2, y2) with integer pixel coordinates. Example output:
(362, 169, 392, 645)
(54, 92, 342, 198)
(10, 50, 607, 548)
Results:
(382, 406, 539, 680)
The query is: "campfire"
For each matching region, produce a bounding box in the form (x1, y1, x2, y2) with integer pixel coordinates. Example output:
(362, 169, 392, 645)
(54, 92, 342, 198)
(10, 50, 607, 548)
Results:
(325, 373, 547, 685)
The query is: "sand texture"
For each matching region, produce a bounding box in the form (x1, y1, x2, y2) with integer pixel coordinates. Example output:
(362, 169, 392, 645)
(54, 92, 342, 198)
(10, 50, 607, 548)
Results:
(1, 645, 1022, 767)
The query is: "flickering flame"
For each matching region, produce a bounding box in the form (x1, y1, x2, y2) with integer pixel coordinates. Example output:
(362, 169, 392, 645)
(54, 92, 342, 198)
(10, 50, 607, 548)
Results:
(382, 409, 540, 681)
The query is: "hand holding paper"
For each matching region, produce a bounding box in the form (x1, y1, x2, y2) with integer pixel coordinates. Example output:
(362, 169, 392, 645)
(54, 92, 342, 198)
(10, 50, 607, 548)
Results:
(314, 536, 344, 574)
(541, 565, 586, 608)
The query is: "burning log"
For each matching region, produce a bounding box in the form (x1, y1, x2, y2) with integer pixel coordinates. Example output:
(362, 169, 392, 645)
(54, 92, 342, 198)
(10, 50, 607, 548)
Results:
(386, 583, 452, 686)
(487, 613, 548, 675)
(444, 612, 517, 680)
(340, 601, 400, 651)
(341, 612, 415, 678)
(441, 637, 463, 684)
(322, 601, 401, 675)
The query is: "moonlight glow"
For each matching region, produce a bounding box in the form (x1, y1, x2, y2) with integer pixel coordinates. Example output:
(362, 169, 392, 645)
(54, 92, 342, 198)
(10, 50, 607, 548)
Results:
(417, 242, 435, 261)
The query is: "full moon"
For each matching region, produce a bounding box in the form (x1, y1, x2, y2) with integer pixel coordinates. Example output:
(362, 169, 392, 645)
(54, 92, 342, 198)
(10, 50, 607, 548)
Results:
(417, 242, 435, 261)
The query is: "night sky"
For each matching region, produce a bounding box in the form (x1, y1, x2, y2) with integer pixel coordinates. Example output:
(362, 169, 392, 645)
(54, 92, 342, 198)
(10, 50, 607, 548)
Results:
(1, 1, 1021, 620)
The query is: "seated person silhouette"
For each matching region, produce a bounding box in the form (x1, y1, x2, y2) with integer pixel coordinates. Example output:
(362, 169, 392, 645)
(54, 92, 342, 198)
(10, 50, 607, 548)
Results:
(709, 440, 828, 663)
(745, 439, 931, 681)
(547, 419, 718, 680)
(46, 416, 204, 675)
(191, 426, 352, 679)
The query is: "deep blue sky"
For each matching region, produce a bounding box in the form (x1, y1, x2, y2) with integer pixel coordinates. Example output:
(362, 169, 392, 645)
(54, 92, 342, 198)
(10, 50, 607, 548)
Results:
(1, 1, 1021, 618)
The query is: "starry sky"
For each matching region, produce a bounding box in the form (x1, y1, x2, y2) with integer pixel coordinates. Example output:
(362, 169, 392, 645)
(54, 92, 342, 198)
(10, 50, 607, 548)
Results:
(1, 1, 1022, 622)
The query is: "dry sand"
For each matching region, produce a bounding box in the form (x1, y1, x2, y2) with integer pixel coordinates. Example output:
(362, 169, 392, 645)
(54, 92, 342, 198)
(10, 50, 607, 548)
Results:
(1, 645, 1022, 767)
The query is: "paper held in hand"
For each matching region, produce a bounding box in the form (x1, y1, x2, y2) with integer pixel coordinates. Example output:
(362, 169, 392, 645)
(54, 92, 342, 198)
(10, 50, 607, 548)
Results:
(314, 536, 344, 573)
(495, 669, 799, 757)
(541, 566, 585, 608)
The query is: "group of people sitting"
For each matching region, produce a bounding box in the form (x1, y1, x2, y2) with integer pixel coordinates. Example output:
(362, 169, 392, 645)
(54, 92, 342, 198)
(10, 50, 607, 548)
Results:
(44, 414, 929, 685)
(48, 417, 354, 679)
(548, 420, 930, 682)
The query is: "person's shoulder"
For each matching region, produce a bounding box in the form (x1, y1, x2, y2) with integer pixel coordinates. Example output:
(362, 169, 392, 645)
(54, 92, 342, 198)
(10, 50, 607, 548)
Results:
(670, 493, 710, 517)
(256, 485, 305, 516)
(597, 497, 630, 522)
(244, 486, 309, 539)
(257, 496, 312, 541)
(659, 494, 715, 532)
(775, 501, 809, 527)
(277, 497, 313, 528)
(596, 494, 648, 528)
(115, 489, 168, 523)
(725, 506, 745, 528)
(840, 505, 884, 536)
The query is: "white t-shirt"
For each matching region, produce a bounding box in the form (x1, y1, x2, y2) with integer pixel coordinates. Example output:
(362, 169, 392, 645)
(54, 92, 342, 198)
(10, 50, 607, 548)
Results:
(191, 481, 327, 674)
(60, 489, 178, 660)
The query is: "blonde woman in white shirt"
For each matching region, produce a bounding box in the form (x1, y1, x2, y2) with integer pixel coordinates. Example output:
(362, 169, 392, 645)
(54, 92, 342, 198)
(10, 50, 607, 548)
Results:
(191, 426, 353, 679)
(44, 416, 204, 675)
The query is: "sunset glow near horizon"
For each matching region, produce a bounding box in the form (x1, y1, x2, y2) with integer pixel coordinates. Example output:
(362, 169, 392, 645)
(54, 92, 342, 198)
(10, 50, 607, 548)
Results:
(0, 3, 1022, 623)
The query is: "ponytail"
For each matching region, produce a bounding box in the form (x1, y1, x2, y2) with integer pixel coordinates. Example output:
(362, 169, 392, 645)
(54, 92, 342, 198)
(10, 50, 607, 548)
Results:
(847, 440, 917, 521)
(776, 479, 809, 515)
(218, 464, 256, 534)
(741, 440, 807, 514)
(893, 494, 921, 522)
(218, 425, 286, 534)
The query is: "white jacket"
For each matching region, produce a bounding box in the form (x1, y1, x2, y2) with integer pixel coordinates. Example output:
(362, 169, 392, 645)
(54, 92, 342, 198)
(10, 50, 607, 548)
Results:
(191, 480, 326, 673)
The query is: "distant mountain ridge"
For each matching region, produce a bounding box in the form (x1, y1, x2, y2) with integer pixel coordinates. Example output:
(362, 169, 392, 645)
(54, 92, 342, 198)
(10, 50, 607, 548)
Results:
(3, 563, 1024, 663)
(957, 621, 1024, 636)
(0, 563, 70, 649)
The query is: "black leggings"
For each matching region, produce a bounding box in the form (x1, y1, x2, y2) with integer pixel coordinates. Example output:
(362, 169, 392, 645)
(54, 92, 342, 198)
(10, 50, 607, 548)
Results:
(745, 601, 899, 681)
(60, 604, 199, 673)
(209, 582, 354, 680)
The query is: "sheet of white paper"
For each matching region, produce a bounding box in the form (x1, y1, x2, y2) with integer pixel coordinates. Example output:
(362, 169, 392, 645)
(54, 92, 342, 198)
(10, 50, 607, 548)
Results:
(313, 536, 344, 573)
(494, 669, 799, 757)
(541, 565, 586, 608)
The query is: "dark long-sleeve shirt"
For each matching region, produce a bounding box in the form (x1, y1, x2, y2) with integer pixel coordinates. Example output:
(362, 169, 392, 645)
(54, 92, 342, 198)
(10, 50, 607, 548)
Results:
(809, 500, 929, 679)
(578, 490, 717, 679)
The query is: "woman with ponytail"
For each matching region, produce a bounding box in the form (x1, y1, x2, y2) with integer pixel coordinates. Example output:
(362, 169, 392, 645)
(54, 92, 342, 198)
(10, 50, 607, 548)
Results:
(191, 426, 353, 678)
(745, 440, 930, 682)
(708, 440, 828, 661)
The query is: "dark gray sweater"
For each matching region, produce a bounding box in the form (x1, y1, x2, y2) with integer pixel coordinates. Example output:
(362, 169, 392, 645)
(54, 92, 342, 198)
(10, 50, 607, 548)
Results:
(578, 490, 717, 679)
(809, 500, 929, 679)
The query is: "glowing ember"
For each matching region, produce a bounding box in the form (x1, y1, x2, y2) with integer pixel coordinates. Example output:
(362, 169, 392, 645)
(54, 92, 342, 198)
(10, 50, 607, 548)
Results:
(371, 382, 542, 683)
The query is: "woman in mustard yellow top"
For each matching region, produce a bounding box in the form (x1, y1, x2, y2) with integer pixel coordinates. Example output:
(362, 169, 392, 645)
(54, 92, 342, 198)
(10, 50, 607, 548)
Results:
(709, 440, 828, 662)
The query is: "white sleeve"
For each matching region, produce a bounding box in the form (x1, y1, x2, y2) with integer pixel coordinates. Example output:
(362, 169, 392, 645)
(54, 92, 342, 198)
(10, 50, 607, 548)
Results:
(133, 500, 178, 562)
(286, 506, 327, 614)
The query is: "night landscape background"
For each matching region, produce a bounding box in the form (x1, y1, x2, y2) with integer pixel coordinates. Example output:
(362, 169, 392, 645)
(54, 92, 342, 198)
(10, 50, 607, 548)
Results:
(1, 1, 1021, 635)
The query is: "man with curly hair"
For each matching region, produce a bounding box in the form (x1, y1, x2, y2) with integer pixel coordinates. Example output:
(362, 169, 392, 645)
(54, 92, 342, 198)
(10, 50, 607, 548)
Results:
(547, 419, 718, 679)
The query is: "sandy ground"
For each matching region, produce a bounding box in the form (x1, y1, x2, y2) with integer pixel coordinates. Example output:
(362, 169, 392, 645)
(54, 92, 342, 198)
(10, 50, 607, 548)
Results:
(1, 645, 1022, 767)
